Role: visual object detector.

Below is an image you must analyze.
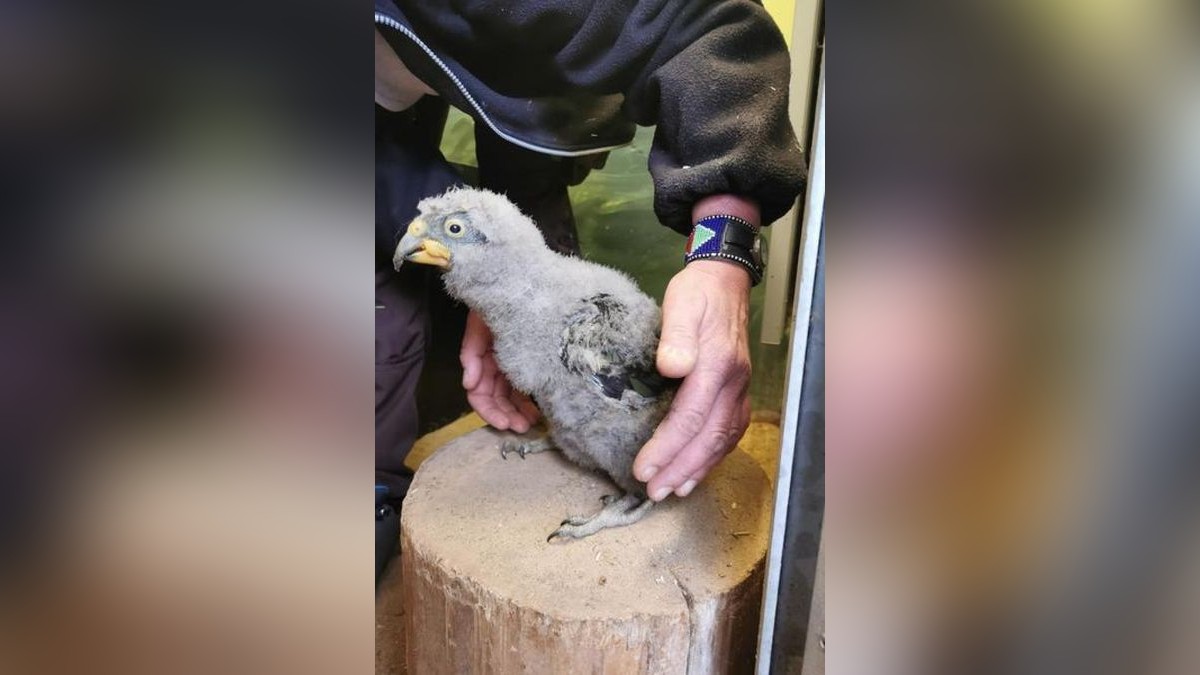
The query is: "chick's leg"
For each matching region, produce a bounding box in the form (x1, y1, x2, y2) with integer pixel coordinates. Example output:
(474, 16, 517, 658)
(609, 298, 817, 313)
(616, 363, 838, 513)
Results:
(547, 494, 654, 542)
(499, 429, 556, 460)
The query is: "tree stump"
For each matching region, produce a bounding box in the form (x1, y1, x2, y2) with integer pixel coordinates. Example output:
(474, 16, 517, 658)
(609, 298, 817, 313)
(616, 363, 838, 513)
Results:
(399, 427, 772, 674)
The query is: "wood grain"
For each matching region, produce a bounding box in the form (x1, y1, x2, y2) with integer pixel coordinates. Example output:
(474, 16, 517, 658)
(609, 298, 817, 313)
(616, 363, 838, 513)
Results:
(395, 427, 772, 674)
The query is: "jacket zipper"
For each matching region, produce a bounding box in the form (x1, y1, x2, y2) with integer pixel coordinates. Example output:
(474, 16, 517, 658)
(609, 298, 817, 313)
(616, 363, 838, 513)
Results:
(375, 12, 628, 158)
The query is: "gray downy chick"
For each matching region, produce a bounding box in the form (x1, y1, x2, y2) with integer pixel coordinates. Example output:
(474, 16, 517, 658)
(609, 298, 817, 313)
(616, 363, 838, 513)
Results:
(394, 187, 678, 542)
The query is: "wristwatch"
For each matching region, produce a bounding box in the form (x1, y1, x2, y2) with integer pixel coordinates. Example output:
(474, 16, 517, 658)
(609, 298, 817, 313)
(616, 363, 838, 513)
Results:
(683, 214, 766, 286)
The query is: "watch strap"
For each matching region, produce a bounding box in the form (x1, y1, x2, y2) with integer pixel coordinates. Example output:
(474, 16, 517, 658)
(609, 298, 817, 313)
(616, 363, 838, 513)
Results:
(684, 214, 764, 285)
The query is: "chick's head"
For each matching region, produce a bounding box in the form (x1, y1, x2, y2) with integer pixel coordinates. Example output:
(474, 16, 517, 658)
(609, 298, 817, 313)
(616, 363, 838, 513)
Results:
(393, 187, 545, 277)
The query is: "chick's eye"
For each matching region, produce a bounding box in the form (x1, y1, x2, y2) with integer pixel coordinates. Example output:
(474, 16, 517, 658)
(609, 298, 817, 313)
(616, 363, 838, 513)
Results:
(445, 220, 465, 237)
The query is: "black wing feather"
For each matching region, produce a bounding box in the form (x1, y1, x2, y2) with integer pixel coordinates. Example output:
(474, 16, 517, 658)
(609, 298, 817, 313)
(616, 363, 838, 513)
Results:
(561, 294, 678, 407)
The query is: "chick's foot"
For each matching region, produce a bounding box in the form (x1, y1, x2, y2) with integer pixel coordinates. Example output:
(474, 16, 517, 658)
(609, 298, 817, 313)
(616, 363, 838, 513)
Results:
(499, 432, 556, 460)
(547, 493, 653, 542)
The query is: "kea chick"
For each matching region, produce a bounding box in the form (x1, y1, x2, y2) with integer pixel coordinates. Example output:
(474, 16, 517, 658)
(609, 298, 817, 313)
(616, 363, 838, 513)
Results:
(394, 187, 677, 542)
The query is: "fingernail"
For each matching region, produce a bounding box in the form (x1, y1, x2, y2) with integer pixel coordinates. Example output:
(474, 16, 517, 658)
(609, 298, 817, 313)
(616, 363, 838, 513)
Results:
(638, 464, 660, 481)
(676, 479, 697, 497)
(650, 486, 673, 502)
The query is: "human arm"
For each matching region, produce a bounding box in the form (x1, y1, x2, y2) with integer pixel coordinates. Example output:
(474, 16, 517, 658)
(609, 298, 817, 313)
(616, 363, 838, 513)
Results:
(633, 195, 757, 500)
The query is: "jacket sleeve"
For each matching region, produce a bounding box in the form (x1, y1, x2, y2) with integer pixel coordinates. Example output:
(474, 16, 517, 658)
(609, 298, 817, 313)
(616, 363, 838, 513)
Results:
(623, 0, 807, 234)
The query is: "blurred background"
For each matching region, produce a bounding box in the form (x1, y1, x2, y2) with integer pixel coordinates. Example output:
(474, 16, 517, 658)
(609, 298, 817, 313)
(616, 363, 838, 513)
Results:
(0, 0, 374, 672)
(4, 0, 1200, 673)
(829, 1, 1200, 674)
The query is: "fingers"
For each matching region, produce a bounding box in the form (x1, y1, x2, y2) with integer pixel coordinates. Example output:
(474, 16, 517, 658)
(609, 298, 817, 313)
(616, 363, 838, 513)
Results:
(644, 381, 749, 501)
(677, 396, 751, 494)
(657, 279, 706, 378)
(467, 377, 539, 432)
(633, 361, 727, 484)
(513, 391, 541, 426)
(493, 378, 527, 433)
(461, 310, 525, 430)
(461, 318, 539, 432)
(466, 357, 513, 430)
(462, 353, 481, 391)
(460, 310, 492, 390)
(496, 384, 540, 433)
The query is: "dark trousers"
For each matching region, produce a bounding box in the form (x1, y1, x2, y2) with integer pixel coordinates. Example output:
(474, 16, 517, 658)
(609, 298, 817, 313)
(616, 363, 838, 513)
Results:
(375, 100, 459, 490)
(375, 101, 600, 488)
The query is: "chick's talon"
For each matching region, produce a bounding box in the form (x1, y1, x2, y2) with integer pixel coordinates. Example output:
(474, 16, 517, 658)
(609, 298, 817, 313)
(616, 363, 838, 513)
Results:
(544, 494, 654, 543)
(499, 435, 555, 461)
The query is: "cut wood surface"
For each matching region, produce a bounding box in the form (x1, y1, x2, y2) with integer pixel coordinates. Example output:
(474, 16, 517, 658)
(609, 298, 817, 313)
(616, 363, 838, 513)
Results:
(397, 427, 772, 674)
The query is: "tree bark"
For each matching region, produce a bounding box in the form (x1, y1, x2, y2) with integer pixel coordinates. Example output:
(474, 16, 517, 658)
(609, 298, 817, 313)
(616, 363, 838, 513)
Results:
(397, 428, 772, 674)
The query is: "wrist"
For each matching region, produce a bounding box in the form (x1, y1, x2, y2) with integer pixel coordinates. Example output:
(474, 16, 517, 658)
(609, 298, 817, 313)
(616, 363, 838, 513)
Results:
(686, 259, 752, 292)
(692, 194, 760, 226)
(684, 213, 765, 286)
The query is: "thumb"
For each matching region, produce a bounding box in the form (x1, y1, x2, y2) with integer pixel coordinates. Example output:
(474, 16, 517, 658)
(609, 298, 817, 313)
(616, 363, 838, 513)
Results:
(657, 285, 705, 378)
(460, 311, 490, 389)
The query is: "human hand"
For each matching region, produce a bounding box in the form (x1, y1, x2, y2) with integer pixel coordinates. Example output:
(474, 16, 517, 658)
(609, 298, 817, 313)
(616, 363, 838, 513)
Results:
(633, 259, 753, 501)
(460, 309, 540, 432)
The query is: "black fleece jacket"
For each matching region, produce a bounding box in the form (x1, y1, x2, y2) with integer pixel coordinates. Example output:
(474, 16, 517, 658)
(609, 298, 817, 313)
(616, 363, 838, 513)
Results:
(375, 0, 805, 234)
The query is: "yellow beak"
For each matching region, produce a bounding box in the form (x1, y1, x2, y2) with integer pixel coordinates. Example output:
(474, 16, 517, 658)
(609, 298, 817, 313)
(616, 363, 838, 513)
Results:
(401, 238, 452, 268)
(394, 219, 452, 270)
